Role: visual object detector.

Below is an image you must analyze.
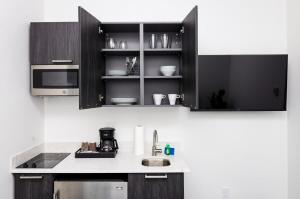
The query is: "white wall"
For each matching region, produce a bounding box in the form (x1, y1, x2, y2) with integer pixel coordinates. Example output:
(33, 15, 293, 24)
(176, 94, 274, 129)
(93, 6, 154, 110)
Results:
(287, 0, 300, 198)
(0, 0, 44, 198)
(43, 0, 288, 199)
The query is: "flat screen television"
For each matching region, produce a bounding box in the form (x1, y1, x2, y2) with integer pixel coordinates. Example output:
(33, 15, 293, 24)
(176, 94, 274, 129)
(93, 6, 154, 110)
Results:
(196, 55, 288, 111)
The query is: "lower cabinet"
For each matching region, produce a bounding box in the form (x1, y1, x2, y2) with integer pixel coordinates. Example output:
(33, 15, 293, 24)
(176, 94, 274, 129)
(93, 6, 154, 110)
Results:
(14, 173, 184, 199)
(128, 173, 184, 199)
(14, 174, 54, 199)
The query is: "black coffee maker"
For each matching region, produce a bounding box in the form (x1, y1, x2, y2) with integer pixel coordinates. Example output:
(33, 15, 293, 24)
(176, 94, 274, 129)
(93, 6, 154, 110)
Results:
(99, 127, 118, 153)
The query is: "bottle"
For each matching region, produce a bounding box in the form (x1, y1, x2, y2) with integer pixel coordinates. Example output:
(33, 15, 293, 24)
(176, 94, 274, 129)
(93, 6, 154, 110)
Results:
(164, 144, 171, 155)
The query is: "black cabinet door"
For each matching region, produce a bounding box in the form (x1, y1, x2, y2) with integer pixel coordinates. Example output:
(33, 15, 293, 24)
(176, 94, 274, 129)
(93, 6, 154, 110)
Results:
(79, 7, 105, 109)
(182, 6, 198, 110)
(30, 22, 79, 65)
(14, 174, 54, 199)
(128, 173, 184, 199)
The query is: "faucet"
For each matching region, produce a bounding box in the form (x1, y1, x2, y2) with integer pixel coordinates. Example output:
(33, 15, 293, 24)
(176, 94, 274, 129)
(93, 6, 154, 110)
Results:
(152, 130, 162, 156)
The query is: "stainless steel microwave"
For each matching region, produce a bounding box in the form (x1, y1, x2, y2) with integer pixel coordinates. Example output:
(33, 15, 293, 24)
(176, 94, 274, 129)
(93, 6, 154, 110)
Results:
(31, 65, 79, 96)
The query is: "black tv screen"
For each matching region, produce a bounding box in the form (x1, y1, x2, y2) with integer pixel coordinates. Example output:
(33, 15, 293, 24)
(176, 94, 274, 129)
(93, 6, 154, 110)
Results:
(196, 55, 288, 111)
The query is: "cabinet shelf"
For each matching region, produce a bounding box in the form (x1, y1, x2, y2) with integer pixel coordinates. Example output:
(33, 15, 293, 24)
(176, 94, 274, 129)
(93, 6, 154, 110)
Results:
(102, 105, 181, 107)
(101, 49, 140, 55)
(144, 76, 182, 79)
(143, 105, 182, 107)
(144, 48, 182, 55)
(102, 76, 140, 80)
(102, 105, 140, 107)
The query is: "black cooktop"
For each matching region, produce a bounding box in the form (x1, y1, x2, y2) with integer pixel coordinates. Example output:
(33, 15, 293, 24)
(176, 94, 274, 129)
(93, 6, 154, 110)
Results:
(17, 153, 70, 169)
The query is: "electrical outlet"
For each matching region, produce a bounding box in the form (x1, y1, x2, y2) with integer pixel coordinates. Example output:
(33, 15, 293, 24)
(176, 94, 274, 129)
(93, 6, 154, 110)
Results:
(222, 187, 230, 199)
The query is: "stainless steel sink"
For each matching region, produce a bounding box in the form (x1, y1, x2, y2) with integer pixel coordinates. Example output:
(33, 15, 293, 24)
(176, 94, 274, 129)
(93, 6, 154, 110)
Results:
(141, 158, 171, 167)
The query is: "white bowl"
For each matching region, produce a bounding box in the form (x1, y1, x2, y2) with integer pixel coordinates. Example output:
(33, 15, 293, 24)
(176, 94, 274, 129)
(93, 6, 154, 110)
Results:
(160, 66, 176, 76)
(160, 65, 176, 70)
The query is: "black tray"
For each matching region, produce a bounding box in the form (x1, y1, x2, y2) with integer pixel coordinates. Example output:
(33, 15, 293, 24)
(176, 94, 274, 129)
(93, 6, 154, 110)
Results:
(75, 147, 117, 158)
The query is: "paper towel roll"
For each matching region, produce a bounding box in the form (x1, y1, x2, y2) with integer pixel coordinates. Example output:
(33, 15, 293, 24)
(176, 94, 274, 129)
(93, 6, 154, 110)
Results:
(134, 125, 144, 155)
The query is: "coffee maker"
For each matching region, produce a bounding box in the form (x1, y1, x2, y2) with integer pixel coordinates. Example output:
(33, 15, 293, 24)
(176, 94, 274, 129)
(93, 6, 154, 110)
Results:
(99, 127, 118, 153)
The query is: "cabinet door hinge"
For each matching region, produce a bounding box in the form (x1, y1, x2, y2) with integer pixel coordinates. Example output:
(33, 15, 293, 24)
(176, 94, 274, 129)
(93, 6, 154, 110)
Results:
(180, 27, 184, 34)
(99, 94, 104, 102)
(181, 94, 185, 101)
(98, 26, 103, 34)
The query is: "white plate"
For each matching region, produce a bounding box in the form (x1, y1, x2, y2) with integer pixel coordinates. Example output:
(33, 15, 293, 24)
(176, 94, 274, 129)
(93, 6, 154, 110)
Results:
(111, 98, 137, 105)
(108, 70, 127, 76)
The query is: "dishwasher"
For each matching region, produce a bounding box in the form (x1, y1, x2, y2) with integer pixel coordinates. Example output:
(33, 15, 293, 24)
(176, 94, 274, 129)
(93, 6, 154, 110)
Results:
(54, 180, 127, 199)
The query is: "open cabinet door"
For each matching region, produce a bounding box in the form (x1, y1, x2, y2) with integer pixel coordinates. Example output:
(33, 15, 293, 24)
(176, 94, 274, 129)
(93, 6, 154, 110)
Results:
(182, 6, 198, 109)
(79, 7, 105, 109)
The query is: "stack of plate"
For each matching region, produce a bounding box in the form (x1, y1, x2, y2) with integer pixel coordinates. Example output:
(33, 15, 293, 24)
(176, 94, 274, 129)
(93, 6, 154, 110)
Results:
(108, 70, 127, 76)
(111, 98, 137, 105)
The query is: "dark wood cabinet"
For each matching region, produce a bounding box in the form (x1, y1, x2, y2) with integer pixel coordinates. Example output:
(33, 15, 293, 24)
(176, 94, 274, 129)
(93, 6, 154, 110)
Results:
(14, 174, 54, 199)
(78, 6, 198, 110)
(30, 22, 79, 65)
(128, 173, 184, 199)
(14, 173, 184, 199)
(182, 6, 198, 110)
(29, 7, 198, 109)
(79, 7, 105, 109)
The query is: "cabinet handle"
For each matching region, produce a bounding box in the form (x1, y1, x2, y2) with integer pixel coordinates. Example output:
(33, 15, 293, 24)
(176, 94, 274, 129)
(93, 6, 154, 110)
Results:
(19, 176, 43, 180)
(115, 186, 124, 190)
(145, 174, 168, 179)
(51, 60, 73, 63)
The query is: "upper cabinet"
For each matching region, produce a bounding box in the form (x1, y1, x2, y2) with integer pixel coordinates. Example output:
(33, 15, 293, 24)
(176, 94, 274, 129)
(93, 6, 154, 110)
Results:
(78, 6, 198, 110)
(182, 6, 198, 110)
(30, 22, 79, 65)
(79, 7, 105, 109)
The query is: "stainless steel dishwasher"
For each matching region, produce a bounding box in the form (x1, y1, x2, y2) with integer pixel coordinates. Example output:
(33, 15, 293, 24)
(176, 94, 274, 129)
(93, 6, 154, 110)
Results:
(54, 180, 127, 199)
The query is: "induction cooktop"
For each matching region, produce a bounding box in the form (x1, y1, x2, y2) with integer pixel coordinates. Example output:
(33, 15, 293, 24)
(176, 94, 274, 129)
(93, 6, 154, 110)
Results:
(17, 153, 70, 168)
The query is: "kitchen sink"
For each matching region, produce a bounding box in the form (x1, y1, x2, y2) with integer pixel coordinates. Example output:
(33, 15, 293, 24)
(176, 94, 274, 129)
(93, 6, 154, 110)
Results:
(141, 158, 171, 167)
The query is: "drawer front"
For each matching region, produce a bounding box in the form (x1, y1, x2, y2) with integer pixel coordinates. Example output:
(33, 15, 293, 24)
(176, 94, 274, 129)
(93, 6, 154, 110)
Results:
(14, 174, 54, 199)
(128, 173, 184, 199)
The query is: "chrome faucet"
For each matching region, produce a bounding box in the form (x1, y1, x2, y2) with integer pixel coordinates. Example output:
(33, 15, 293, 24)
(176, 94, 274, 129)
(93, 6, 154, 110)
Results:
(152, 130, 162, 156)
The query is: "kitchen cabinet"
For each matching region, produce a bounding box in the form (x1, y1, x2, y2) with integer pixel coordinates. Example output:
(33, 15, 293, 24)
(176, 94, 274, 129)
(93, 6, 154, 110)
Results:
(78, 6, 198, 109)
(14, 173, 184, 199)
(30, 22, 79, 65)
(14, 174, 54, 199)
(128, 173, 184, 199)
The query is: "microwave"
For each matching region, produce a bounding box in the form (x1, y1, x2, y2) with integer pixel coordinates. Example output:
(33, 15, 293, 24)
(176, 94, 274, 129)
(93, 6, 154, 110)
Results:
(31, 65, 79, 96)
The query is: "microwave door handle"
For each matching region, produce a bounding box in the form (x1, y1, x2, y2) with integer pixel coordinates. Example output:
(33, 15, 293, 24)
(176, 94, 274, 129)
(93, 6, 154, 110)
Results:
(51, 60, 73, 64)
(53, 190, 59, 199)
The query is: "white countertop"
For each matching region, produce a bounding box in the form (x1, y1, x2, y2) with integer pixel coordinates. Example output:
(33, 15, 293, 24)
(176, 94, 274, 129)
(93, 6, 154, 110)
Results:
(10, 143, 190, 174)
